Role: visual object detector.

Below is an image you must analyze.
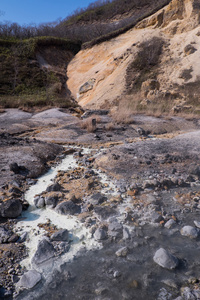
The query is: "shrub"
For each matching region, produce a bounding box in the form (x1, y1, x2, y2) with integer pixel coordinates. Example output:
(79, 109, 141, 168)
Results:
(111, 100, 135, 124)
(80, 116, 100, 132)
(131, 37, 164, 71)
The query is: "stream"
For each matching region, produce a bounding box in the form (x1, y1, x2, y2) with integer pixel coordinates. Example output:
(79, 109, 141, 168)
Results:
(14, 147, 200, 300)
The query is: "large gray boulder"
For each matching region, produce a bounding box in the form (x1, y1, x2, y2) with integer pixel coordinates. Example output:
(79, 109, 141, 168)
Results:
(180, 226, 199, 239)
(31, 238, 55, 266)
(153, 248, 178, 270)
(17, 270, 41, 289)
(56, 201, 80, 215)
(51, 229, 69, 242)
(0, 199, 22, 218)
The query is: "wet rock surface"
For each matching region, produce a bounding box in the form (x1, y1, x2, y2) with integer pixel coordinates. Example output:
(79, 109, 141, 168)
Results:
(1, 108, 200, 299)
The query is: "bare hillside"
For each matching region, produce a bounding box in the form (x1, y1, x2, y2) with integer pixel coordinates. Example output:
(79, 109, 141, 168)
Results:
(67, 0, 200, 115)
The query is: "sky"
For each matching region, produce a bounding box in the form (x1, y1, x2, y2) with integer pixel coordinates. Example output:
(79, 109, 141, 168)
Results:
(0, 0, 93, 25)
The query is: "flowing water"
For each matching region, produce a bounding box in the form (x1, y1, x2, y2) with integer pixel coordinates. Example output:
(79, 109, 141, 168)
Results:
(14, 148, 200, 300)
(15, 149, 101, 273)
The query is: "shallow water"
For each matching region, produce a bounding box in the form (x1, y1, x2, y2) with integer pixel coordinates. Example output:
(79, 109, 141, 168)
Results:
(15, 150, 101, 273)
(15, 149, 200, 300)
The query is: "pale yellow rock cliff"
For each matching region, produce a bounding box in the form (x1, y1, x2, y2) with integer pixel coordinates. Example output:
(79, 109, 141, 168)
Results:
(67, 0, 200, 110)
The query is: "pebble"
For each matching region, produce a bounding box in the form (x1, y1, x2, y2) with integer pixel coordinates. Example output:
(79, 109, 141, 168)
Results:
(164, 219, 176, 229)
(123, 227, 130, 239)
(95, 286, 108, 296)
(194, 220, 200, 229)
(113, 271, 121, 278)
(115, 247, 128, 257)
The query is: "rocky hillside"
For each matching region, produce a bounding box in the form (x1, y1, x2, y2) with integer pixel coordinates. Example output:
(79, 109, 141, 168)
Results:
(67, 0, 200, 115)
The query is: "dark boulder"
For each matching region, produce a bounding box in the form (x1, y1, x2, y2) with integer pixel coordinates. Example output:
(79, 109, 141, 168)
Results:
(9, 163, 20, 174)
(0, 199, 22, 218)
(46, 183, 62, 192)
(31, 238, 55, 266)
(51, 229, 69, 242)
(56, 201, 81, 215)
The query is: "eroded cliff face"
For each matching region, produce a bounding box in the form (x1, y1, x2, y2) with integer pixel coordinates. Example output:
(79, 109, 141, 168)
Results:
(67, 0, 200, 113)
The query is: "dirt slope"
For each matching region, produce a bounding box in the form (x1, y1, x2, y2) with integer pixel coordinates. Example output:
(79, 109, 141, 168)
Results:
(67, 0, 200, 113)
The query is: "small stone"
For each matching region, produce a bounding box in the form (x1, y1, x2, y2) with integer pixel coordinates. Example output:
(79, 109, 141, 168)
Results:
(8, 234, 18, 243)
(123, 227, 130, 239)
(94, 228, 107, 240)
(153, 248, 178, 269)
(18, 232, 28, 243)
(150, 211, 163, 223)
(34, 196, 45, 208)
(129, 280, 139, 289)
(194, 220, 200, 229)
(115, 247, 128, 257)
(180, 226, 199, 238)
(8, 268, 14, 274)
(95, 286, 108, 296)
(188, 277, 198, 284)
(164, 219, 176, 229)
(113, 271, 121, 278)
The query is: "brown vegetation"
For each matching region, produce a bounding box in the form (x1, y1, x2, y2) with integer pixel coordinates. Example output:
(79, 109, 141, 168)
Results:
(111, 100, 135, 124)
(126, 37, 164, 94)
(80, 115, 101, 132)
(0, 37, 81, 109)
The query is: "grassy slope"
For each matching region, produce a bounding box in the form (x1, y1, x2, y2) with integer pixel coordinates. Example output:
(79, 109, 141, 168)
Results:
(0, 37, 81, 109)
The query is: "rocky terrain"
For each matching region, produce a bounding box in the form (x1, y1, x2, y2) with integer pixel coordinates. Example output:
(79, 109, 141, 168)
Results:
(0, 107, 200, 299)
(2, 0, 200, 299)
